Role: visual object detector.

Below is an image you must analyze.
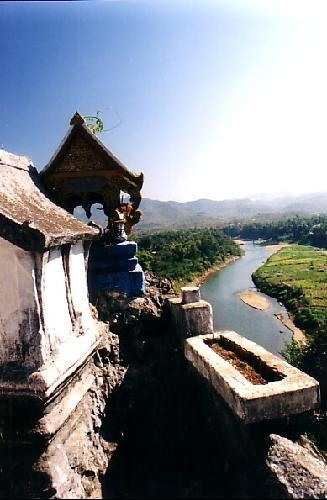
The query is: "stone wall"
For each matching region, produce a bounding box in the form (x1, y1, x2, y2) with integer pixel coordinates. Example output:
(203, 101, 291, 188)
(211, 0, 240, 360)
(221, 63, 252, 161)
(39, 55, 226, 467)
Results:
(1, 271, 326, 499)
(0, 330, 126, 499)
(94, 282, 326, 499)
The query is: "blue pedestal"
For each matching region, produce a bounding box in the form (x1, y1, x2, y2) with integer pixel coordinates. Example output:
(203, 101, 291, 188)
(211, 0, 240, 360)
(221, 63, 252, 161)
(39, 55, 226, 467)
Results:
(88, 241, 145, 299)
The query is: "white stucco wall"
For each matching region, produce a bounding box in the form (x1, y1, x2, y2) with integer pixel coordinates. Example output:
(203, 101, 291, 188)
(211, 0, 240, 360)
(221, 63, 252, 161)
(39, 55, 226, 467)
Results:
(0, 238, 101, 394)
(37, 241, 100, 395)
(0, 237, 46, 367)
(43, 247, 73, 350)
(69, 241, 95, 334)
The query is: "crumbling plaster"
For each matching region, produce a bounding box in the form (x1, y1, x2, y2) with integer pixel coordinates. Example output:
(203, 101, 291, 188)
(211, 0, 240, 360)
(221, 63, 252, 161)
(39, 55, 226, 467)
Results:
(0, 236, 45, 368)
(0, 236, 102, 398)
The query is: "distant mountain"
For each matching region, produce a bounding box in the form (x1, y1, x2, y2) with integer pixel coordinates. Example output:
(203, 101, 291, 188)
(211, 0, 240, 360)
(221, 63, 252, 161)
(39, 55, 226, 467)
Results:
(137, 193, 327, 230)
(71, 192, 327, 231)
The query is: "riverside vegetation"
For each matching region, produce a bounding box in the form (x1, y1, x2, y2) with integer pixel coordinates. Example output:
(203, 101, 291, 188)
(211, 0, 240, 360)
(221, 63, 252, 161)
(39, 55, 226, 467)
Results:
(223, 214, 327, 249)
(253, 245, 327, 454)
(223, 215, 326, 405)
(253, 245, 327, 390)
(135, 227, 241, 290)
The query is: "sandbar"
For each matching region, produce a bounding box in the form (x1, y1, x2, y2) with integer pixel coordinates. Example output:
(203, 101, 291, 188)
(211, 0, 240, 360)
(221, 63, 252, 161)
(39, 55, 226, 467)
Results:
(238, 290, 271, 311)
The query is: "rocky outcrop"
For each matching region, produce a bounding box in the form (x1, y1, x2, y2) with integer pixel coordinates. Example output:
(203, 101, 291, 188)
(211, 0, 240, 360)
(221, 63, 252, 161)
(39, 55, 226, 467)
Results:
(95, 271, 174, 339)
(266, 434, 327, 499)
(55, 335, 126, 498)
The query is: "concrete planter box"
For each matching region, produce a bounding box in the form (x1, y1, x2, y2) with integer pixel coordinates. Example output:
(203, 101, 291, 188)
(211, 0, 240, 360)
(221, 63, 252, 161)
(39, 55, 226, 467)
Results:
(185, 330, 319, 424)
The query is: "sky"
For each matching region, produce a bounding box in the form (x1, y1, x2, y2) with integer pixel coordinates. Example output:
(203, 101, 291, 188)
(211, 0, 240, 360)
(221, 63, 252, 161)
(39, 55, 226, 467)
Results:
(0, 0, 326, 202)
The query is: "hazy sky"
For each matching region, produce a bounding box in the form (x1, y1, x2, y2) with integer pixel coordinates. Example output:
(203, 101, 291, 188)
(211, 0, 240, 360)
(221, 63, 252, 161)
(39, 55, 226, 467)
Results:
(0, 0, 326, 201)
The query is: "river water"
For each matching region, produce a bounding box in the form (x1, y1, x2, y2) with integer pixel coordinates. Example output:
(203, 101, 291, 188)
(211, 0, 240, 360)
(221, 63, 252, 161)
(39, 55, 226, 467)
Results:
(200, 242, 292, 356)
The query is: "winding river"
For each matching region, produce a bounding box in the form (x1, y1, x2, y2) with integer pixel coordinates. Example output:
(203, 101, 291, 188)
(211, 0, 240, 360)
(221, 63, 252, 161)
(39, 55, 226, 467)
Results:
(200, 242, 292, 356)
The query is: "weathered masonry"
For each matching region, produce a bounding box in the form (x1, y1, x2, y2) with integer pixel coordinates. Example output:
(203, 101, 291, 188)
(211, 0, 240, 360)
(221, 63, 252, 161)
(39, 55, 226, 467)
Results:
(168, 287, 327, 497)
(169, 286, 319, 423)
(0, 149, 109, 497)
(0, 148, 100, 393)
(186, 330, 319, 423)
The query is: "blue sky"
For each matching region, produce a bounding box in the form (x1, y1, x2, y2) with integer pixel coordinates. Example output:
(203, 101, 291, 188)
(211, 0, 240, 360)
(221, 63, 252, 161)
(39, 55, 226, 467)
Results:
(0, 0, 326, 201)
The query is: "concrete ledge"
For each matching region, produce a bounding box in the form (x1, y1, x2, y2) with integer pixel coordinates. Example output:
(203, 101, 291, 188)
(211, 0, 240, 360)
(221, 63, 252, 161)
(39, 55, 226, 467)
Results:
(185, 330, 320, 423)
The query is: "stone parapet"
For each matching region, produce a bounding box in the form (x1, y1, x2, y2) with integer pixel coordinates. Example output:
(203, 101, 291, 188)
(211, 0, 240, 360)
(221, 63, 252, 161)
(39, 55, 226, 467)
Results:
(181, 286, 201, 304)
(168, 286, 213, 338)
(185, 330, 320, 424)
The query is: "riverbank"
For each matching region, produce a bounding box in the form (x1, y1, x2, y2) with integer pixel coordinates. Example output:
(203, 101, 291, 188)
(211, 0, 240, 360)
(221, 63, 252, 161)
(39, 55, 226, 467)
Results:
(265, 243, 290, 254)
(200, 241, 293, 355)
(191, 255, 241, 287)
(197, 241, 307, 346)
(274, 313, 307, 344)
(262, 243, 308, 341)
(238, 289, 306, 342)
(232, 240, 290, 254)
(252, 245, 327, 345)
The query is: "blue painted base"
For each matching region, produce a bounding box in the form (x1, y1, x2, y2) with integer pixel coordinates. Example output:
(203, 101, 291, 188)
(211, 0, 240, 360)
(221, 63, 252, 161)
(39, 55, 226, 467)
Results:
(92, 257, 139, 273)
(88, 241, 145, 299)
(91, 241, 138, 259)
(90, 264, 145, 298)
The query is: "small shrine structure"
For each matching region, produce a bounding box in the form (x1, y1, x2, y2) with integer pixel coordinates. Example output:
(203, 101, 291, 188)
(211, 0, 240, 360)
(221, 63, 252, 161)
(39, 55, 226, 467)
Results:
(41, 112, 145, 299)
(41, 112, 143, 240)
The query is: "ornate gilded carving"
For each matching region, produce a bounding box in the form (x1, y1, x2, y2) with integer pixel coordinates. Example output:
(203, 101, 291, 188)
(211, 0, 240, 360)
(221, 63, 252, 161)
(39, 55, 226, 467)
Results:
(41, 112, 144, 241)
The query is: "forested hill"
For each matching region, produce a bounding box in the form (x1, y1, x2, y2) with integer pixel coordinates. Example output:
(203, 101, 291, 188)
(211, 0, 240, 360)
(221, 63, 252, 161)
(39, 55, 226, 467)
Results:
(223, 215, 327, 249)
(137, 193, 327, 230)
(135, 227, 241, 287)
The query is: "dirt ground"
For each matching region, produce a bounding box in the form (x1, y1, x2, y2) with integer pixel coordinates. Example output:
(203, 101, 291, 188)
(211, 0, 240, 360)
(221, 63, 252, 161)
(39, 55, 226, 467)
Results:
(209, 342, 268, 385)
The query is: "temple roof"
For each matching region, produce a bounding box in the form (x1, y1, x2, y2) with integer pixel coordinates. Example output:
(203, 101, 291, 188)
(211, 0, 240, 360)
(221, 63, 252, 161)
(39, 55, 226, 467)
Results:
(0, 149, 99, 251)
(41, 112, 144, 190)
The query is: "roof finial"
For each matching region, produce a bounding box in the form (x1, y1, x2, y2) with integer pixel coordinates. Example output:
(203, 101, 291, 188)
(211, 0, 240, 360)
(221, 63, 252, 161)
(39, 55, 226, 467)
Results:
(70, 112, 85, 126)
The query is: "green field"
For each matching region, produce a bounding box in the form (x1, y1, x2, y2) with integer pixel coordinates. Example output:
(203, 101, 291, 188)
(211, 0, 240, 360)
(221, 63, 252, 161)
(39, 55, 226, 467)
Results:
(253, 243, 327, 419)
(253, 245, 326, 334)
(253, 245, 327, 451)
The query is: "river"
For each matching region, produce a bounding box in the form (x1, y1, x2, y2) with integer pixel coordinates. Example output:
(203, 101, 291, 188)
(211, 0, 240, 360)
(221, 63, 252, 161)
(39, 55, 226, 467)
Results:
(200, 242, 292, 356)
